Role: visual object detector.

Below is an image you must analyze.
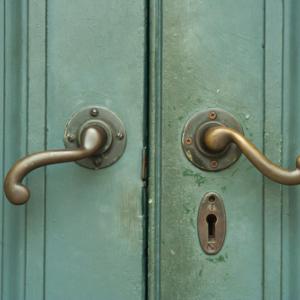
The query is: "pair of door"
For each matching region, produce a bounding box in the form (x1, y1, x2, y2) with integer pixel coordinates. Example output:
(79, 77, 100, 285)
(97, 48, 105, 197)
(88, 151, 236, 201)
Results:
(1, 0, 299, 299)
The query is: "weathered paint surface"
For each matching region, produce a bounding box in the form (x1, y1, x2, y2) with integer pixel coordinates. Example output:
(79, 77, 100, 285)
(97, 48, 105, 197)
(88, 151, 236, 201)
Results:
(2, 1, 300, 299)
(149, 0, 300, 299)
(0, 0, 146, 299)
(282, 1, 300, 299)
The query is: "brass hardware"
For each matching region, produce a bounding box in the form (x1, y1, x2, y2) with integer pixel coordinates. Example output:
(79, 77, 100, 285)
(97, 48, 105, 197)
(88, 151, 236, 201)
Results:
(4, 127, 106, 205)
(208, 111, 217, 120)
(198, 192, 226, 255)
(4, 106, 127, 205)
(182, 109, 243, 171)
(64, 106, 126, 169)
(204, 126, 300, 185)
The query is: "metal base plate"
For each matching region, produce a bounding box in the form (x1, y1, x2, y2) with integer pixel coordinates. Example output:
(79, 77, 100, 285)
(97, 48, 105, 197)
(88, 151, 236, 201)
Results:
(182, 108, 243, 171)
(64, 106, 126, 169)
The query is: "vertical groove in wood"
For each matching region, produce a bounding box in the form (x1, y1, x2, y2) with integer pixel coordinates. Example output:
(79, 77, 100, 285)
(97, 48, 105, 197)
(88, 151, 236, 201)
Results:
(263, 1, 284, 299)
(280, 3, 285, 299)
(148, 0, 163, 299)
(43, 1, 48, 299)
(24, 1, 47, 299)
(1, 0, 28, 299)
(142, 2, 150, 298)
(24, 0, 29, 295)
(281, 2, 290, 298)
(0, 0, 5, 298)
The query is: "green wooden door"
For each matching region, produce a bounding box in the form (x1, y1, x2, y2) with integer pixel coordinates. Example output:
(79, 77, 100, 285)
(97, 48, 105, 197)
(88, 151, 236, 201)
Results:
(148, 0, 300, 299)
(2, 1, 300, 300)
(1, 0, 146, 299)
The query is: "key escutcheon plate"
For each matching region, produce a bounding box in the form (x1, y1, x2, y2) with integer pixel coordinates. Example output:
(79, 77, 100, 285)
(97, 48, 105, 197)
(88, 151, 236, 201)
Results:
(198, 192, 226, 255)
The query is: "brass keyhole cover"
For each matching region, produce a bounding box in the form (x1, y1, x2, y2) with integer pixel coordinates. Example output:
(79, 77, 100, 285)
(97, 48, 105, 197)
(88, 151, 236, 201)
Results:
(64, 106, 127, 169)
(182, 108, 243, 171)
(198, 192, 226, 255)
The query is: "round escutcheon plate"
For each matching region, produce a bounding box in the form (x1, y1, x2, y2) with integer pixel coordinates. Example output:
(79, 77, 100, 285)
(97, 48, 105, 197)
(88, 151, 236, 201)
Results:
(64, 106, 127, 169)
(182, 108, 243, 171)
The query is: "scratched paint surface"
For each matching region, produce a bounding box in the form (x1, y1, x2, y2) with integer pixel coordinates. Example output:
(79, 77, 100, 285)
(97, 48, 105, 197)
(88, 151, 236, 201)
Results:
(148, 0, 300, 299)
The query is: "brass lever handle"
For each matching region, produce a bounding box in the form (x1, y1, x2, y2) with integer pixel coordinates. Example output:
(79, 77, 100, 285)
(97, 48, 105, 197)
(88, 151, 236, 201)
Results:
(204, 126, 300, 185)
(4, 126, 106, 205)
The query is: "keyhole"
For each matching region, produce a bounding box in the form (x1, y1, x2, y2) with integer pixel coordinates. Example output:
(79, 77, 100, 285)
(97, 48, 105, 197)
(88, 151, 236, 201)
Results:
(206, 214, 217, 242)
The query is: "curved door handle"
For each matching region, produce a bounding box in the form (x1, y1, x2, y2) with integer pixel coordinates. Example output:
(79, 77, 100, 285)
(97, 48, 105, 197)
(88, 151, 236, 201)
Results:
(4, 127, 106, 205)
(204, 126, 300, 185)
(4, 106, 128, 205)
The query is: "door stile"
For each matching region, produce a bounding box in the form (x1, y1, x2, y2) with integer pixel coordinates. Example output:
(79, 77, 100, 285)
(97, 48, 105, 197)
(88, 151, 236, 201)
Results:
(263, 1, 285, 299)
(0, 0, 5, 295)
(282, 1, 300, 298)
(1, 0, 28, 299)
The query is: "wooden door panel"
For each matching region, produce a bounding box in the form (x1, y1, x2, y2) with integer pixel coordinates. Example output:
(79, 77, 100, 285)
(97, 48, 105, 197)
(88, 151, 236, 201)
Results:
(148, 1, 299, 299)
(0, 1, 146, 299)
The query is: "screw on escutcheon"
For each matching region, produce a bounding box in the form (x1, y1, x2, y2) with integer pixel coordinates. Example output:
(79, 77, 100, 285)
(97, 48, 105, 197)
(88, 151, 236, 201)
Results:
(67, 133, 76, 143)
(210, 160, 218, 169)
(208, 111, 217, 120)
(117, 132, 124, 140)
(90, 108, 99, 117)
(93, 157, 102, 167)
(185, 137, 193, 145)
(208, 194, 216, 202)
